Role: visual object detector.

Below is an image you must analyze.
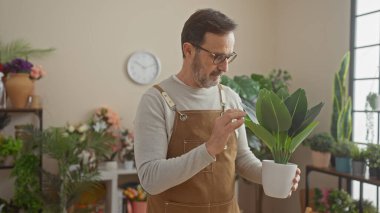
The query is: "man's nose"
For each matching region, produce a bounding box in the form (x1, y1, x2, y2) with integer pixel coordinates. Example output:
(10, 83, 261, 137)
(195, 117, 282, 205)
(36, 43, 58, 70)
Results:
(217, 59, 229, 72)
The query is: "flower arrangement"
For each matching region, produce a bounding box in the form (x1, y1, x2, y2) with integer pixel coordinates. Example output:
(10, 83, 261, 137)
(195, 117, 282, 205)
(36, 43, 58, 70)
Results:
(119, 128, 134, 161)
(123, 185, 147, 201)
(0, 58, 46, 80)
(90, 107, 122, 161)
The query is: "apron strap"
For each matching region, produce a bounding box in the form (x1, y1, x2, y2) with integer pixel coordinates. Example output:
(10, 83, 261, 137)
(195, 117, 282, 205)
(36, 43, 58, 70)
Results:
(153, 84, 188, 121)
(218, 84, 226, 112)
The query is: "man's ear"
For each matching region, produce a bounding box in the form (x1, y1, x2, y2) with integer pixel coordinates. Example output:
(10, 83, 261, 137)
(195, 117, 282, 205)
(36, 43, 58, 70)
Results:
(183, 42, 194, 58)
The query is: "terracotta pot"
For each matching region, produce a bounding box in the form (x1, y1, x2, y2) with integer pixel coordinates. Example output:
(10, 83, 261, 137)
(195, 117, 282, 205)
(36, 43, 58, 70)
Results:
(311, 151, 331, 168)
(132, 201, 147, 213)
(5, 73, 34, 108)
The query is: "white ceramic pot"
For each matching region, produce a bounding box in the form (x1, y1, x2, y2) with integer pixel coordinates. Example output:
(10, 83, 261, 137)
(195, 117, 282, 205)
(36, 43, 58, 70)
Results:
(262, 160, 297, 199)
(124, 160, 135, 170)
(104, 161, 118, 170)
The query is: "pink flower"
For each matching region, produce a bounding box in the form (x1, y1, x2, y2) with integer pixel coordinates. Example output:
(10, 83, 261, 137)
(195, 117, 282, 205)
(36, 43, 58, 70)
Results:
(30, 65, 46, 80)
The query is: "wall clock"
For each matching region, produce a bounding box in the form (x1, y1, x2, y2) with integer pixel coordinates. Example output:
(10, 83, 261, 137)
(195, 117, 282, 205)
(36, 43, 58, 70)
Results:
(127, 51, 161, 85)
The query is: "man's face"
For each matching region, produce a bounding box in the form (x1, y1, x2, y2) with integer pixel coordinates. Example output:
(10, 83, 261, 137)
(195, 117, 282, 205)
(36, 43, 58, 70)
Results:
(190, 32, 235, 88)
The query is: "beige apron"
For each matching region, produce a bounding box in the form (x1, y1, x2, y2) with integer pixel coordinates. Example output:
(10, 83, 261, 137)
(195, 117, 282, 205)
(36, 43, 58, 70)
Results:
(147, 84, 240, 213)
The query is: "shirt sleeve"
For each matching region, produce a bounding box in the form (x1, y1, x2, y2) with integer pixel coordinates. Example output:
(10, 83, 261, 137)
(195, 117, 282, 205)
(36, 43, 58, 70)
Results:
(134, 89, 216, 195)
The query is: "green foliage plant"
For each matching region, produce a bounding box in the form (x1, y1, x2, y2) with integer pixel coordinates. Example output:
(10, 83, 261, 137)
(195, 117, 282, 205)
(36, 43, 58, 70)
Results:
(245, 88, 323, 164)
(356, 199, 377, 213)
(332, 141, 355, 157)
(365, 92, 378, 143)
(0, 136, 22, 162)
(306, 132, 335, 153)
(41, 127, 113, 212)
(331, 52, 352, 143)
(365, 144, 380, 169)
(328, 189, 358, 213)
(0, 39, 54, 64)
(351, 144, 366, 162)
(10, 125, 43, 213)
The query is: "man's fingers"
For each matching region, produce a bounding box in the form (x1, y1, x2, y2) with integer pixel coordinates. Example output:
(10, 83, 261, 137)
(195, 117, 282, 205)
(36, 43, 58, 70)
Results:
(220, 109, 246, 125)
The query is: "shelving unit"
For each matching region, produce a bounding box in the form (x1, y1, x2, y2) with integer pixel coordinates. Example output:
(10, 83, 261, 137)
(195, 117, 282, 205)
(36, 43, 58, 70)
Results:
(99, 165, 138, 213)
(0, 108, 43, 170)
(305, 165, 380, 213)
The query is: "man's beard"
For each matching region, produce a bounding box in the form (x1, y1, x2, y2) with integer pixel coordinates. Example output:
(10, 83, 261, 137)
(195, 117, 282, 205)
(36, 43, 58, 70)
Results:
(191, 53, 222, 88)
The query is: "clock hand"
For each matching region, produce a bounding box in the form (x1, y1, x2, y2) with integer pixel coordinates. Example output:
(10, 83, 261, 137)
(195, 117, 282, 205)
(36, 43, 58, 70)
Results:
(134, 61, 146, 69)
(145, 63, 156, 69)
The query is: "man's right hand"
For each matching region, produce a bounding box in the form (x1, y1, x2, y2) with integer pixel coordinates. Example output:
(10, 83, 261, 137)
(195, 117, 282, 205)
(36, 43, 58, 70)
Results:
(205, 109, 246, 157)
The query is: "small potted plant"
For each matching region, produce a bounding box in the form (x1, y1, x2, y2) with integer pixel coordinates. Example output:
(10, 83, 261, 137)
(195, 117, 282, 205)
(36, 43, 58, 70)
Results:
(123, 184, 147, 213)
(364, 143, 380, 178)
(305, 132, 334, 168)
(351, 143, 366, 177)
(118, 128, 135, 169)
(332, 141, 354, 173)
(0, 135, 22, 166)
(245, 88, 323, 198)
(327, 189, 357, 212)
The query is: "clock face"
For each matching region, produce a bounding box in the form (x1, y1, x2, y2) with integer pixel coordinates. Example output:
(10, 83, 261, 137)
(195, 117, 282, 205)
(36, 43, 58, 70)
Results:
(127, 51, 161, 85)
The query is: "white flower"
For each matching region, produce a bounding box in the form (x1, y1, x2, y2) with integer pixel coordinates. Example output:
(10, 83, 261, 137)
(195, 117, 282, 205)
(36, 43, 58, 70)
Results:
(67, 125, 75, 133)
(77, 124, 89, 133)
(93, 120, 107, 132)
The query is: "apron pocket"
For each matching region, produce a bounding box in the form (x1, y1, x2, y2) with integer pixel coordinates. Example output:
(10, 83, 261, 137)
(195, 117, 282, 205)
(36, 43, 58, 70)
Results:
(184, 140, 212, 172)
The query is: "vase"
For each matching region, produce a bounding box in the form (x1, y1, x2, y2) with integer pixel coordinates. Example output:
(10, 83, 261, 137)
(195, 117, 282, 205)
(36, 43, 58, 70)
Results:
(124, 160, 134, 170)
(262, 160, 297, 198)
(132, 201, 147, 213)
(311, 151, 331, 168)
(5, 73, 34, 108)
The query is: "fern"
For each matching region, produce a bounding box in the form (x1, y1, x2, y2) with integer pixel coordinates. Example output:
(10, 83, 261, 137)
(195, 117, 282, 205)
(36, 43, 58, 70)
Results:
(0, 39, 54, 63)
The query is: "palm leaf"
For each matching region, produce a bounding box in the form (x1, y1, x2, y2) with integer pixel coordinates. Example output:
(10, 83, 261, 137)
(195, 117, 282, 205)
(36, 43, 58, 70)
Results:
(0, 39, 54, 63)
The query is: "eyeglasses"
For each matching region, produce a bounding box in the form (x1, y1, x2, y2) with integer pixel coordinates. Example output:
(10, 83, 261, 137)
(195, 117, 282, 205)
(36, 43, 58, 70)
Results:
(191, 43, 237, 65)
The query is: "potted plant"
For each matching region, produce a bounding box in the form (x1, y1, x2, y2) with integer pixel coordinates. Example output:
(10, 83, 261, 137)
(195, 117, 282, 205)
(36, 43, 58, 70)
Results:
(328, 189, 357, 212)
(0, 135, 22, 166)
(118, 128, 135, 169)
(123, 184, 147, 213)
(351, 143, 366, 177)
(245, 88, 323, 198)
(332, 141, 354, 173)
(364, 143, 380, 179)
(305, 132, 334, 168)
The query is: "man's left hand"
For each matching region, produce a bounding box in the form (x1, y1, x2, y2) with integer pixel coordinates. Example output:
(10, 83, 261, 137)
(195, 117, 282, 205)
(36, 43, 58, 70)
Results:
(288, 168, 301, 197)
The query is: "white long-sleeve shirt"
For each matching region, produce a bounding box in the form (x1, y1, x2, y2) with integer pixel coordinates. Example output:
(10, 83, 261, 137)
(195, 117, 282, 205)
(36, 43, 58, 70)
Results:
(134, 75, 262, 195)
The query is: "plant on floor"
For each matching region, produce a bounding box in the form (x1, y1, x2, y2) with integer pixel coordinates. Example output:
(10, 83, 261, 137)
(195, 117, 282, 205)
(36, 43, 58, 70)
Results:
(40, 127, 113, 212)
(245, 88, 323, 164)
(355, 199, 377, 213)
(328, 189, 357, 212)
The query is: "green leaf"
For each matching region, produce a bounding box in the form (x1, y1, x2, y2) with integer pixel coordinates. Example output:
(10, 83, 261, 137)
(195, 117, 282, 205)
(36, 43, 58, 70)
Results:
(256, 89, 265, 125)
(245, 121, 276, 150)
(285, 89, 307, 136)
(233, 75, 260, 101)
(276, 88, 289, 100)
(290, 121, 319, 152)
(294, 102, 324, 136)
(220, 75, 241, 95)
(259, 89, 292, 132)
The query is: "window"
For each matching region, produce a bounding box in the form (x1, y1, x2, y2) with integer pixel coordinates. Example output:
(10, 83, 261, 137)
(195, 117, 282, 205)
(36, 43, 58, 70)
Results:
(351, 0, 380, 209)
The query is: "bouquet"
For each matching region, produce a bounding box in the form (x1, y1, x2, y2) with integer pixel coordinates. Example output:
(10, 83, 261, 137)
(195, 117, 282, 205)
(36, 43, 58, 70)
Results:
(1, 58, 46, 80)
(119, 128, 134, 161)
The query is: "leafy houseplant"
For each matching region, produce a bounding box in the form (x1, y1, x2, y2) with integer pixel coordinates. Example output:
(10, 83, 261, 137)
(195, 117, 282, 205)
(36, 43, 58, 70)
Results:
(364, 144, 380, 178)
(327, 189, 357, 213)
(351, 144, 367, 176)
(331, 52, 352, 144)
(332, 141, 354, 173)
(0, 135, 22, 165)
(365, 92, 378, 143)
(306, 133, 334, 168)
(245, 88, 323, 198)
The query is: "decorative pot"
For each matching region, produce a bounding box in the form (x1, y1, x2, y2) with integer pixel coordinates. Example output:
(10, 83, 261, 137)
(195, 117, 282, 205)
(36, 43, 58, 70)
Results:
(352, 160, 366, 177)
(103, 161, 118, 170)
(334, 157, 352, 173)
(262, 160, 297, 198)
(124, 160, 134, 170)
(5, 73, 34, 108)
(132, 201, 147, 213)
(311, 151, 331, 168)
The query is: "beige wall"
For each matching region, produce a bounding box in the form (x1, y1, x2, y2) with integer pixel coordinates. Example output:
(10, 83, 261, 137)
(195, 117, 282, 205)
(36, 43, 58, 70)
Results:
(0, 0, 350, 212)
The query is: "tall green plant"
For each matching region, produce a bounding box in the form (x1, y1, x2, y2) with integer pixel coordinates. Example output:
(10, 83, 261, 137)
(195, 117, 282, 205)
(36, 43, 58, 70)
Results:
(331, 52, 352, 143)
(245, 88, 323, 164)
(0, 39, 54, 63)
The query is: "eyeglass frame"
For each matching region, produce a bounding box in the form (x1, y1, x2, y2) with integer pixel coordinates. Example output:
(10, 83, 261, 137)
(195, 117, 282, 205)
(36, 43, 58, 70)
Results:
(190, 43, 237, 65)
